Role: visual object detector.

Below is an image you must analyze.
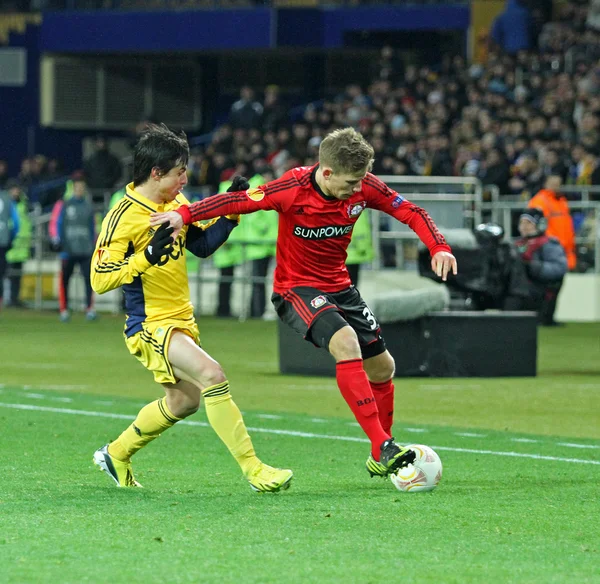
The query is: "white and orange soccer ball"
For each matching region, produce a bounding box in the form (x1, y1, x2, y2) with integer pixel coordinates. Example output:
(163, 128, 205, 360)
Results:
(389, 444, 443, 493)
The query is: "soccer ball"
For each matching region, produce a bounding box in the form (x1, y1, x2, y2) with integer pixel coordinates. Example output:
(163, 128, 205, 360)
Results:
(389, 444, 443, 493)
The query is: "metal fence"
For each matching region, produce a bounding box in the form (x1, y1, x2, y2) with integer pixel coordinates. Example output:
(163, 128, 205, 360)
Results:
(19, 176, 600, 315)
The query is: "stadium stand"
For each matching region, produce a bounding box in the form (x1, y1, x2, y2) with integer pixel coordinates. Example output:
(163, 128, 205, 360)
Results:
(3, 0, 600, 324)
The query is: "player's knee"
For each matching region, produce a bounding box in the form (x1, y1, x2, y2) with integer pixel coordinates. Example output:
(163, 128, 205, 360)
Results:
(201, 364, 226, 388)
(369, 364, 395, 383)
(366, 353, 395, 382)
(167, 392, 200, 418)
(329, 327, 361, 361)
(180, 395, 200, 417)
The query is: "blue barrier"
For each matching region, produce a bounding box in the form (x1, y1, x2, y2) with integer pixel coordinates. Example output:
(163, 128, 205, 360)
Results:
(40, 5, 469, 52)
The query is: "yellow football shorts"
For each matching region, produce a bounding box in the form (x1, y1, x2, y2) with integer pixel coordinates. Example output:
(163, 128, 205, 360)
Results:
(124, 319, 201, 384)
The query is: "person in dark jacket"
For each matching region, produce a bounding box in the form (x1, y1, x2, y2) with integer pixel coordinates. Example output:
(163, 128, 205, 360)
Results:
(83, 135, 123, 202)
(509, 207, 568, 326)
(491, 0, 533, 54)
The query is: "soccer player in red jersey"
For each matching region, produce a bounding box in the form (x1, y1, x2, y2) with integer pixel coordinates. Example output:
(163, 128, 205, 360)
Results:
(151, 127, 457, 478)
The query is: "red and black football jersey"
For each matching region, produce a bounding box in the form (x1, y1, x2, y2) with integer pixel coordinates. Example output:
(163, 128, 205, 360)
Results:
(177, 165, 451, 294)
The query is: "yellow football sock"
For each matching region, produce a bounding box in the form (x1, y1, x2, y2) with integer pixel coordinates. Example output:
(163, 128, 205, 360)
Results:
(108, 397, 181, 462)
(202, 381, 259, 476)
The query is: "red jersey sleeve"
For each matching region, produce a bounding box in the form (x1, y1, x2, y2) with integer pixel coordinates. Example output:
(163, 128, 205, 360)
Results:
(362, 173, 451, 256)
(177, 171, 299, 224)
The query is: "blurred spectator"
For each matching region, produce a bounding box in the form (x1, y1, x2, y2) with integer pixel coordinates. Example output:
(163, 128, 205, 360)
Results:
(528, 175, 577, 270)
(38, 157, 67, 210)
(0, 160, 8, 189)
(587, 0, 600, 31)
(50, 172, 97, 322)
(242, 167, 278, 318)
(506, 207, 568, 325)
(479, 148, 511, 194)
(0, 183, 20, 311)
(491, 0, 534, 55)
(109, 184, 126, 209)
(508, 153, 544, 197)
(369, 45, 400, 83)
(212, 178, 246, 318)
(346, 209, 374, 288)
(541, 149, 567, 181)
(261, 85, 287, 133)
(83, 135, 123, 202)
(18, 158, 35, 192)
(229, 86, 264, 130)
(5, 180, 31, 308)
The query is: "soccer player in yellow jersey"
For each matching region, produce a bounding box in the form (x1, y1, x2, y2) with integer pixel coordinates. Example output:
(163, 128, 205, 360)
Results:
(90, 123, 293, 492)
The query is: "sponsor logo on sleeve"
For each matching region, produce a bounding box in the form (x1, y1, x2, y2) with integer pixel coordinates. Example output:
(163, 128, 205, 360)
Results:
(246, 188, 265, 202)
(392, 195, 405, 209)
(310, 295, 327, 308)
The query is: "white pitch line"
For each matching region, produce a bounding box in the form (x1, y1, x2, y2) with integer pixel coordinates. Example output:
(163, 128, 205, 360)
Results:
(4, 363, 67, 370)
(557, 442, 600, 450)
(511, 438, 539, 443)
(455, 432, 487, 438)
(1, 401, 599, 466)
(284, 384, 337, 390)
(19, 384, 89, 391)
(419, 385, 483, 390)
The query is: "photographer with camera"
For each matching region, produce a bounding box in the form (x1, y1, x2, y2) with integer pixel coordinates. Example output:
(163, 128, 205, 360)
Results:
(506, 208, 568, 326)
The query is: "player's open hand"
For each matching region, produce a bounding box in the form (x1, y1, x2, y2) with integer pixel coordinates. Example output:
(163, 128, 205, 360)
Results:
(150, 210, 184, 241)
(431, 251, 458, 282)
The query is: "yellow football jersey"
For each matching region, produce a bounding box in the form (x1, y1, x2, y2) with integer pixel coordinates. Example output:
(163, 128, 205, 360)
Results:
(91, 183, 219, 337)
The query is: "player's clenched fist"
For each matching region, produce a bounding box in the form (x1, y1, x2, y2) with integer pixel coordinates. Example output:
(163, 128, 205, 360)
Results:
(227, 175, 249, 192)
(145, 223, 174, 265)
(225, 175, 249, 221)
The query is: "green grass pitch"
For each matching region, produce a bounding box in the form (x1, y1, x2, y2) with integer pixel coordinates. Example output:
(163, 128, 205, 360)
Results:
(0, 310, 598, 583)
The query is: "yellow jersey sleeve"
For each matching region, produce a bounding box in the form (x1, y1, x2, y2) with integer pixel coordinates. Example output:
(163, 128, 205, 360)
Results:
(91, 199, 152, 294)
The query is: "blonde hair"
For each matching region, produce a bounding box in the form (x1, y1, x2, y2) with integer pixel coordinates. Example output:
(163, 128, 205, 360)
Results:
(319, 128, 375, 174)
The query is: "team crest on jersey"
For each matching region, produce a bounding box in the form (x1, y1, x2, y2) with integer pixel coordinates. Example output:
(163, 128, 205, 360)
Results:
(391, 195, 405, 209)
(246, 188, 265, 202)
(310, 295, 327, 309)
(347, 202, 366, 218)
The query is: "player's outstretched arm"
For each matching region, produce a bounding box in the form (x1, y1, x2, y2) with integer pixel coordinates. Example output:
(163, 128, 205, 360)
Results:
(361, 174, 458, 280)
(186, 217, 239, 258)
(150, 176, 250, 240)
(185, 177, 248, 258)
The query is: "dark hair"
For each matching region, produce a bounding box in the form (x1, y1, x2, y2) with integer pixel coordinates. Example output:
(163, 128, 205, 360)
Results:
(133, 123, 189, 187)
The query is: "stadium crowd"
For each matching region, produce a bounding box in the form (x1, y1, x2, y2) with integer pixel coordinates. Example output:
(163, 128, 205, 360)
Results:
(1, 0, 598, 320)
(183, 1, 600, 201)
(2, 2, 598, 202)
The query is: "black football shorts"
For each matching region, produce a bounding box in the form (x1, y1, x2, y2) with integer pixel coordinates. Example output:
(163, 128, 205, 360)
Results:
(271, 285, 386, 359)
